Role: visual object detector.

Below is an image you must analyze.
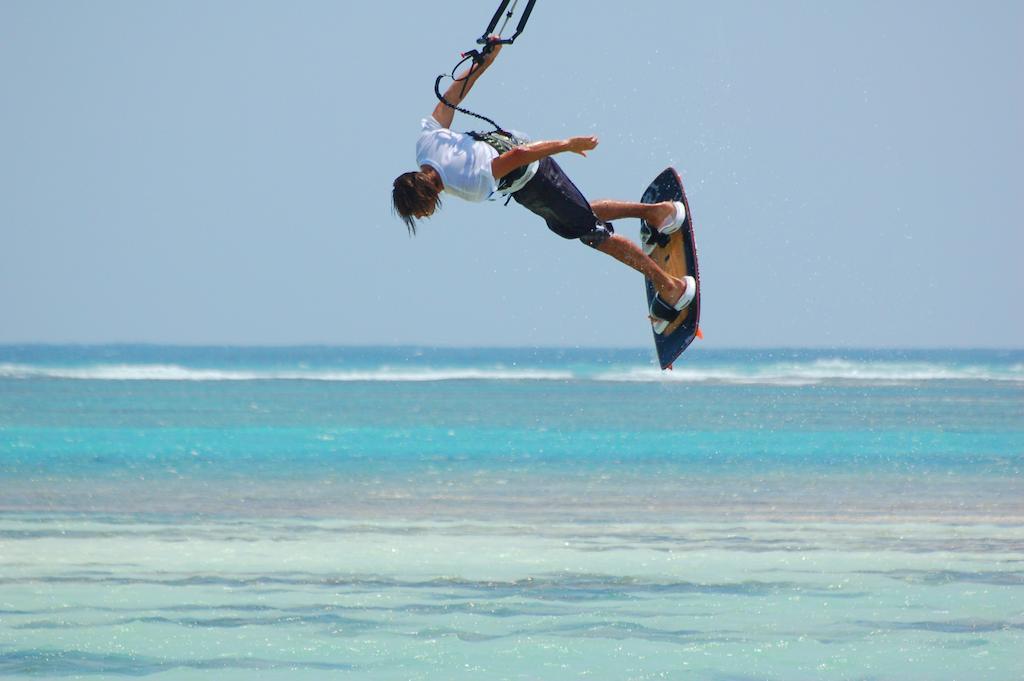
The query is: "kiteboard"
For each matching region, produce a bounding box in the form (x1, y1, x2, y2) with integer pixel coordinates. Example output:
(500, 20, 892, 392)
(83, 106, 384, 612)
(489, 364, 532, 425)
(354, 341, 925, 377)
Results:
(641, 167, 701, 370)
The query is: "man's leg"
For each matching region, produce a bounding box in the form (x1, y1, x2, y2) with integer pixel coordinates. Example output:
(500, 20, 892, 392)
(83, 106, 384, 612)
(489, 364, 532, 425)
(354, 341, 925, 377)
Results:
(588, 200, 689, 303)
(591, 200, 676, 227)
(593, 234, 688, 303)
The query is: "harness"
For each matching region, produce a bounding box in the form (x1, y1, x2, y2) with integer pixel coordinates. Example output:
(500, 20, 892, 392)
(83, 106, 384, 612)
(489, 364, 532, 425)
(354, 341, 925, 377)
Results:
(467, 130, 528, 192)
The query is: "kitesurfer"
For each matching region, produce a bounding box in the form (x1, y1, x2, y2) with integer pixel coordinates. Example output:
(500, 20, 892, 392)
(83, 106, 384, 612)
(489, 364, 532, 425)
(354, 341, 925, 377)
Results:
(392, 40, 696, 329)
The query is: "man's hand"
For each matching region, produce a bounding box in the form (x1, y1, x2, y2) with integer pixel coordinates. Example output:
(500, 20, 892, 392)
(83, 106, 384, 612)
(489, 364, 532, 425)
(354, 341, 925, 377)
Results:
(493, 136, 600, 179)
(479, 36, 503, 65)
(566, 136, 599, 157)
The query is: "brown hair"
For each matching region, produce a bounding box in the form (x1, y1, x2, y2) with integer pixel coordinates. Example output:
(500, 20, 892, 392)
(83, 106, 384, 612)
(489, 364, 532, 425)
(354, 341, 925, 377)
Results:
(392, 171, 442, 236)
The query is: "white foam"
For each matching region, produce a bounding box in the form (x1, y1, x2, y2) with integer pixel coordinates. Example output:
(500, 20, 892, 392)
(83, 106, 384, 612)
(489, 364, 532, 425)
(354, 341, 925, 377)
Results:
(0, 363, 573, 382)
(593, 359, 1024, 385)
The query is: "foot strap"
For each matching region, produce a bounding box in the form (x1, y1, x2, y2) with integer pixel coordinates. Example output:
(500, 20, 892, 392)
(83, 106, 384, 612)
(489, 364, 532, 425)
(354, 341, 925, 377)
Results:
(641, 202, 687, 256)
(640, 223, 672, 251)
(649, 276, 697, 335)
(650, 294, 682, 324)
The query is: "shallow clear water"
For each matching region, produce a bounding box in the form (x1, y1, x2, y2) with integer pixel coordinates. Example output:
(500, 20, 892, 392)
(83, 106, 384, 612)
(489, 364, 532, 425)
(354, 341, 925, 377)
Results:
(1, 346, 1022, 679)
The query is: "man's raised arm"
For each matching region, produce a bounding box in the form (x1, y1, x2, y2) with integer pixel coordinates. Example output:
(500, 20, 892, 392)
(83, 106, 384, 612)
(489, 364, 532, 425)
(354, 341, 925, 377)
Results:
(431, 40, 502, 129)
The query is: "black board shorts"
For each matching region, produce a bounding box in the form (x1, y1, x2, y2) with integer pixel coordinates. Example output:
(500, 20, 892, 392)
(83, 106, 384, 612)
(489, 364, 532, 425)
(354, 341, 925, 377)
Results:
(511, 157, 613, 247)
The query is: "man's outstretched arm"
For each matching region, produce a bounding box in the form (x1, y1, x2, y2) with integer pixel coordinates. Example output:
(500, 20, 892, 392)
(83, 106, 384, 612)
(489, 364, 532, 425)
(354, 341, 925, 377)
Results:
(431, 41, 502, 129)
(491, 136, 599, 180)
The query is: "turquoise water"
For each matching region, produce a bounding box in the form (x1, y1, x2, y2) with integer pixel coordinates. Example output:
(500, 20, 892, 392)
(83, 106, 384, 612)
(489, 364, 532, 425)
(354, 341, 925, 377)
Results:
(1, 346, 1022, 679)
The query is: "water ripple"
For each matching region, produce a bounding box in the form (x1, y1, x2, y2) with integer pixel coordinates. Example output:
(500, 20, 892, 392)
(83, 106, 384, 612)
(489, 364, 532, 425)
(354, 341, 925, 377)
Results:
(860, 569, 1024, 586)
(0, 571, 866, 600)
(0, 650, 358, 676)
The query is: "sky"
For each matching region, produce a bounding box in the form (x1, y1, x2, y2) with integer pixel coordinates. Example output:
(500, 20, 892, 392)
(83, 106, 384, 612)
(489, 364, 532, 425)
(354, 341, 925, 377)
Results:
(1, 0, 1021, 348)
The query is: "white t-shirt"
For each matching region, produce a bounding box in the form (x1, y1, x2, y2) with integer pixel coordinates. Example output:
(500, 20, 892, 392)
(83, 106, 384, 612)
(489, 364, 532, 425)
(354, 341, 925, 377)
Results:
(416, 117, 538, 201)
(416, 117, 498, 202)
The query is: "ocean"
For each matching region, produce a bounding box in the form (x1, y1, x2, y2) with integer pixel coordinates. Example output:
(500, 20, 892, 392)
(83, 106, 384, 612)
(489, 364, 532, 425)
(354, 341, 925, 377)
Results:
(0, 345, 1021, 680)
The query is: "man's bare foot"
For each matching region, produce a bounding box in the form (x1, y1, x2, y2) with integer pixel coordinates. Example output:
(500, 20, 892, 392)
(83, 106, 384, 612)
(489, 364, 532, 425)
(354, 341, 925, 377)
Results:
(647, 201, 677, 229)
(655, 276, 688, 305)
